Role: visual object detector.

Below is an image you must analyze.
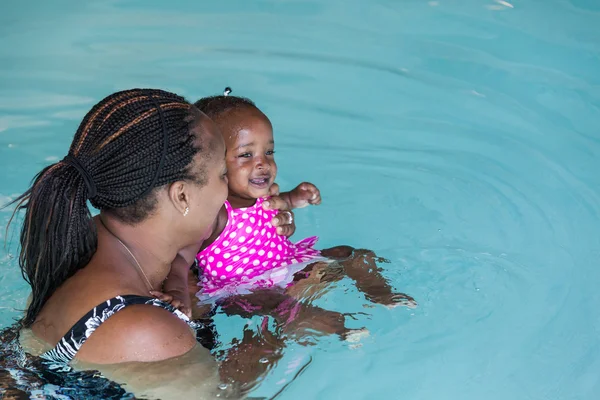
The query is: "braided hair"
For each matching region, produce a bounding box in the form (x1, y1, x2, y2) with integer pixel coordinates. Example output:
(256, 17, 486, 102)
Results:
(194, 87, 259, 123)
(7, 89, 206, 327)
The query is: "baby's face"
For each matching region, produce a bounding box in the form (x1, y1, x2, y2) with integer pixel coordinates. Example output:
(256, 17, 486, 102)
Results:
(222, 108, 277, 204)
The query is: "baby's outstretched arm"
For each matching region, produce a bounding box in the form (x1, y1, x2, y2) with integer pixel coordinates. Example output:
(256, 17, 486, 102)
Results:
(270, 182, 321, 210)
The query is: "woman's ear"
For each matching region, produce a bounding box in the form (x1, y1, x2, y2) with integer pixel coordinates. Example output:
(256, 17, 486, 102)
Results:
(168, 181, 190, 216)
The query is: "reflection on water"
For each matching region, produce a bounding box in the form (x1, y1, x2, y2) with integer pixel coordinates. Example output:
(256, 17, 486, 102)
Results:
(2, 0, 600, 398)
(0, 325, 134, 399)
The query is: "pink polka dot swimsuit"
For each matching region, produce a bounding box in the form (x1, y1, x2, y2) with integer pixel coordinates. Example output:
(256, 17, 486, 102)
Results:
(196, 198, 322, 297)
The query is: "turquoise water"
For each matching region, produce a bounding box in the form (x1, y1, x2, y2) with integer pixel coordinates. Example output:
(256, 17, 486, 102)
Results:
(2, 0, 600, 398)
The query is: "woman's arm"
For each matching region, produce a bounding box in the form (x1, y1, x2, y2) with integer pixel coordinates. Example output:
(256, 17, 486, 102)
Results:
(154, 254, 193, 317)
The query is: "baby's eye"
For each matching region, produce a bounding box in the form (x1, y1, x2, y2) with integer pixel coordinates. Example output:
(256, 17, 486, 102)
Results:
(266, 150, 275, 156)
(238, 152, 252, 158)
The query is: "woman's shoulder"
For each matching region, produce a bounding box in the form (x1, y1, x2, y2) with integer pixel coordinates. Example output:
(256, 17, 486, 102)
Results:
(75, 302, 196, 364)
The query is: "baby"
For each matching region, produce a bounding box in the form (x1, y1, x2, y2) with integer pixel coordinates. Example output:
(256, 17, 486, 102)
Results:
(158, 88, 415, 338)
(193, 90, 329, 301)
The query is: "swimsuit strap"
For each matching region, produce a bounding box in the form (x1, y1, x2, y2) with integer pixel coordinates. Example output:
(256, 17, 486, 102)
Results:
(39, 294, 191, 371)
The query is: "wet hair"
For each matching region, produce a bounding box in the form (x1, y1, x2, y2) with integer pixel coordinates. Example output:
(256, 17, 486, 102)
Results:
(194, 87, 259, 123)
(6, 89, 206, 327)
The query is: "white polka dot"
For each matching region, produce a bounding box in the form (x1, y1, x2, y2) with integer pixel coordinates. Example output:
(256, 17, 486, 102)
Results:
(239, 236, 246, 243)
(266, 223, 272, 228)
(258, 210, 263, 216)
(262, 261, 269, 267)
(258, 221, 262, 227)
(250, 217, 256, 223)
(245, 269, 254, 275)
(223, 240, 230, 246)
(276, 255, 281, 260)
(226, 265, 233, 272)
(217, 261, 223, 268)
(224, 253, 231, 259)
(270, 243, 276, 248)
(256, 240, 261, 245)
(208, 256, 214, 262)
(231, 245, 238, 251)
(220, 275, 226, 280)
(242, 213, 249, 219)
(236, 268, 244, 274)
(211, 270, 217, 277)
(267, 251, 273, 258)
(241, 246, 248, 253)
(253, 260, 260, 266)
(243, 258, 249, 263)
(245, 226, 252, 234)
(214, 248, 221, 254)
(261, 228, 266, 235)
(267, 233, 272, 239)
(249, 249, 257, 255)
(206, 265, 212, 270)
(277, 244, 282, 251)
(272, 261, 277, 266)
(237, 222, 244, 229)
(233, 255, 240, 262)
(258, 250, 265, 256)
(229, 232, 237, 239)
(200, 259, 206, 265)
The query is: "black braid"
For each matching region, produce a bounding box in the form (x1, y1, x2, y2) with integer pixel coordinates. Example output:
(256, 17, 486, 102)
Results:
(5, 89, 206, 327)
(194, 91, 258, 123)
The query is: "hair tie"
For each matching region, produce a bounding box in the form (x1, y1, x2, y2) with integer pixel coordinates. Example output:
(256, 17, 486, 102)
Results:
(224, 87, 232, 96)
(62, 155, 98, 199)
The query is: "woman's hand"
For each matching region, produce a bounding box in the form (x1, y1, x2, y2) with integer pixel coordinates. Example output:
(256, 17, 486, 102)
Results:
(150, 289, 192, 319)
(263, 189, 296, 237)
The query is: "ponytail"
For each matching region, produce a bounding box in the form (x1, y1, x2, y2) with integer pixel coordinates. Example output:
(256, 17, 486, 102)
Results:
(8, 162, 96, 327)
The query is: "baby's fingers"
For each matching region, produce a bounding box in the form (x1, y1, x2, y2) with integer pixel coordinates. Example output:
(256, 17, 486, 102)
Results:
(180, 305, 192, 319)
(268, 183, 280, 197)
(150, 291, 174, 303)
(309, 192, 322, 205)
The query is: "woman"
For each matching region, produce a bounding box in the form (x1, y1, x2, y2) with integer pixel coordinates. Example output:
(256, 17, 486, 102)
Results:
(9, 88, 295, 397)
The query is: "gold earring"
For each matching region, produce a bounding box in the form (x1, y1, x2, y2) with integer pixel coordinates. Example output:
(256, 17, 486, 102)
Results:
(183, 207, 189, 217)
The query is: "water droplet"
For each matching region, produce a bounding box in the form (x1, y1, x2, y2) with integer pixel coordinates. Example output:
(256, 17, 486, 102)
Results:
(259, 357, 269, 364)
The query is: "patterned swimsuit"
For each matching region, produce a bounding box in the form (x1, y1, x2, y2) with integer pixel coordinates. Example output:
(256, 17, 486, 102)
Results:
(196, 198, 324, 300)
(40, 295, 208, 371)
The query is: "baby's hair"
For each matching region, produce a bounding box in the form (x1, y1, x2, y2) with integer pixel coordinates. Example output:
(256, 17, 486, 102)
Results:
(194, 87, 259, 123)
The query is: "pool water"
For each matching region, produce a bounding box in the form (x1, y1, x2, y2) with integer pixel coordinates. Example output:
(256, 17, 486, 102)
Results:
(2, 0, 600, 398)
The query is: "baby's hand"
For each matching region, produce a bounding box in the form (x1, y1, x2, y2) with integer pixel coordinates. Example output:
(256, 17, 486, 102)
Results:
(268, 182, 280, 197)
(150, 289, 192, 319)
(289, 182, 321, 209)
